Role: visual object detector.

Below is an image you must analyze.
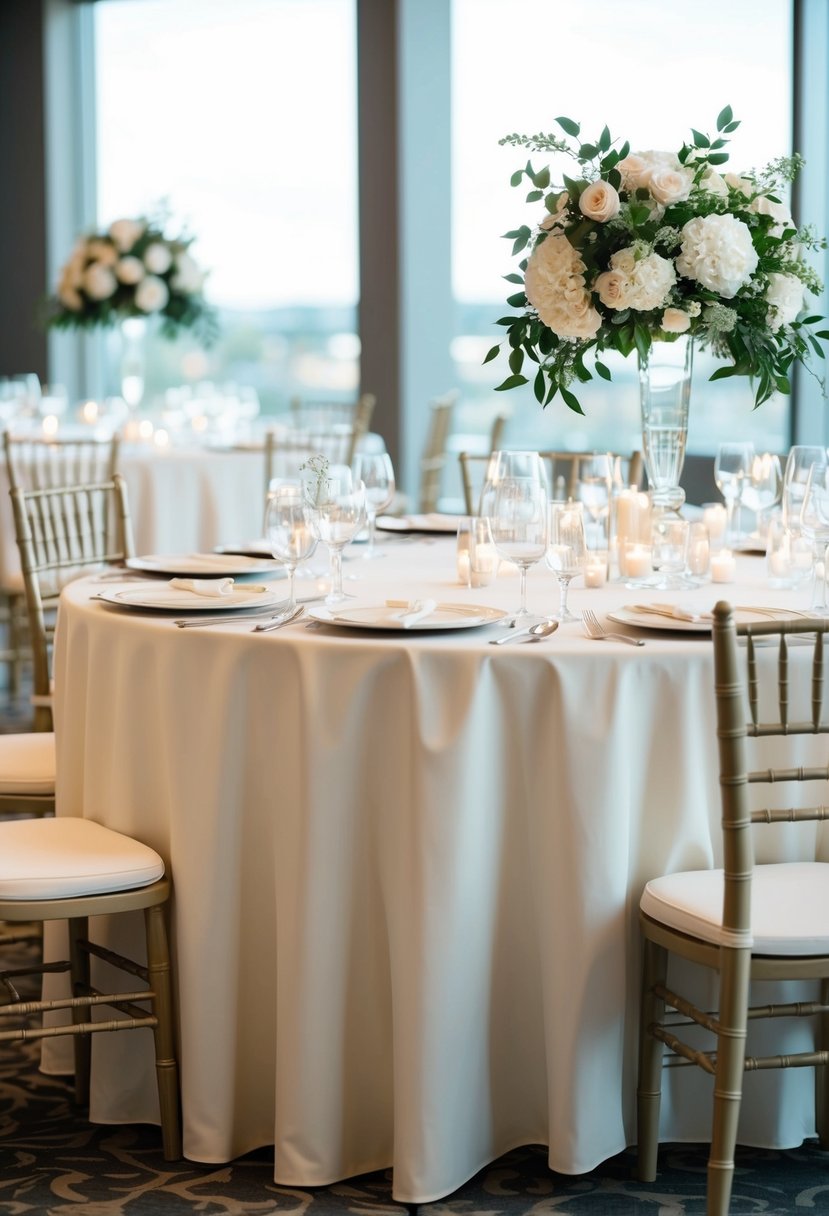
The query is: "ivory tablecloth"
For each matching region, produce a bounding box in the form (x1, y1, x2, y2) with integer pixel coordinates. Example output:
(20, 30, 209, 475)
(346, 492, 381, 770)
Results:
(51, 540, 828, 1202)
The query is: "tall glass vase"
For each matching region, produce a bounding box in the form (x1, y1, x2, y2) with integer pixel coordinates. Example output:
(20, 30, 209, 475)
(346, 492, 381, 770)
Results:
(119, 317, 147, 410)
(638, 334, 693, 513)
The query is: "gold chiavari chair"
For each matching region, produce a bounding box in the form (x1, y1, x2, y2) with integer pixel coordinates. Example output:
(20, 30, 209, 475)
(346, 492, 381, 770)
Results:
(417, 392, 458, 513)
(288, 394, 376, 461)
(0, 816, 181, 1159)
(10, 474, 135, 732)
(1, 431, 121, 697)
(637, 602, 829, 1215)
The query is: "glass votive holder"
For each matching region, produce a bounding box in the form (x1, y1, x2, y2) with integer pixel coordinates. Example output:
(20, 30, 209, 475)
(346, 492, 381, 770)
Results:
(623, 541, 653, 584)
(584, 550, 609, 588)
(710, 548, 736, 583)
(687, 521, 711, 578)
(456, 516, 498, 588)
(652, 517, 690, 589)
(702, 502, 728, 550)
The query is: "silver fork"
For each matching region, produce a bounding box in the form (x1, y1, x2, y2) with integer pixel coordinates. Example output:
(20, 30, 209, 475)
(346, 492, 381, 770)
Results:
(582, 608, 645, 647)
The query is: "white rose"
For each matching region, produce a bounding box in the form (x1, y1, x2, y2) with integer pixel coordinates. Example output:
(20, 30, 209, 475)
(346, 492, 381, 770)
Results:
(578, 180, 620, 223)
(648, 166, 694, 206)
(660, 308, 691, 333)
(86, 238, 118, 267)
(540, 191, 570, 231)
(171, 252, 205, 294)
(144, 242, 173, 275)
(82, 262, 117, 300)
(724, 172, 755, 196)
(700, 169, 728, 198)
(750, 194, 793, 236)
(765, 272, 803, 331)
(134, 274, 170, 313)
(676, 213, 759, 298)
(593, 269, 628, 309)
(108, 218, 146, 252)
(115, 256, 145, 286)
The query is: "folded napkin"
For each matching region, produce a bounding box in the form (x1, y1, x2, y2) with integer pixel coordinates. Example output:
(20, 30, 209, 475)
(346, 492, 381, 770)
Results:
(632, 602, 713, 623)
(387, 598, 438, 628)
(170, 577, 235, 597)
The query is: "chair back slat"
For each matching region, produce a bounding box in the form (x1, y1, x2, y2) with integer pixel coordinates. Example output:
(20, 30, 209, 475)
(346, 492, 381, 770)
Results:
(4, 431, 120, 492)
(10, 474, 135, 730)
(714, 603, 829, 939)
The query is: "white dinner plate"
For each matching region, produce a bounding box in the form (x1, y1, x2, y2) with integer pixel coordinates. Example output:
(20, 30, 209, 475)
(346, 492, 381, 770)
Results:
(609, 604, 808, 634)
(376, 513, 461, 534)
(95, 580, 288, 613)
(127, 553, 283, 577)
(308, 603, 507, 631)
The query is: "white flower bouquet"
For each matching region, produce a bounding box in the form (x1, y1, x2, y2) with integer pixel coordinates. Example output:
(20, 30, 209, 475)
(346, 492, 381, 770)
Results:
(489, 106, 828, 413)
(46, 214, 217, 343)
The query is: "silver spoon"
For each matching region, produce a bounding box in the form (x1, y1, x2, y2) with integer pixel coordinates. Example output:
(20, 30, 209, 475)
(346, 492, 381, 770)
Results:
(490, 620, 559, 646)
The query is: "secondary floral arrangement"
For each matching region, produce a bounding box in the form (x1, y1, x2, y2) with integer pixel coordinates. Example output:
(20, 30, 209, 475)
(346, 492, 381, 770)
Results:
(45, 213, 217, 343)
(487, 106, 828, 413)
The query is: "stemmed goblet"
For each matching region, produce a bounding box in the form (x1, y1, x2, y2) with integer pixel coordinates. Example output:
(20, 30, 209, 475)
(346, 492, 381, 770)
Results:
(783, 445, 829, 528)
(577, 453, 613, 549)
(352, 450, 395, 559)
(303, 463, 366, 607)
(480, 450, 548, 520)
(741, 452, 782, 538)
(714, 441, 754, 546)
(264, 487, 317, 613)
(546, 501, 586, 621)
(799, 464, 829, 613)
(486, 476, 548, 627)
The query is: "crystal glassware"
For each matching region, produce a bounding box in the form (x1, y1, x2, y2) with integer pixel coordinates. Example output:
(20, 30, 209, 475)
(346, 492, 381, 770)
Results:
(479, 450, 548, 520)
(714, 441, 755, 545)
(303, 464, 366, 606)
(782, 445, 829, 529)
(352, 450, 395, 558)
(264, 487, 318, 612)
(546, 501, 586, 622)
(799, 464, 829, 613)
(487, 476, 548, 626)
(741, 452, 782, 539)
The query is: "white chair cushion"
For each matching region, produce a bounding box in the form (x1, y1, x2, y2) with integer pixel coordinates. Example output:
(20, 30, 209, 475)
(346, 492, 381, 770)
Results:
(641, 861, 829, 955)
(0, 817, 164, 900)
(0, 732, 56, 795)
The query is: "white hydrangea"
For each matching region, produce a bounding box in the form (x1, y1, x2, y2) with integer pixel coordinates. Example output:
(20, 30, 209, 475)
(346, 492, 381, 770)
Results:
(592, 247, 676, 312)
(676, 213, 759, 298)
(765, 272, 803, 331)
(524, 234, 602, 340)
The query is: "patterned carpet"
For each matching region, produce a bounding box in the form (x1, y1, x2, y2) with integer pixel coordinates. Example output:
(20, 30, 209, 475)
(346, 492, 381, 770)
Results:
(2, 685, 828, 1213)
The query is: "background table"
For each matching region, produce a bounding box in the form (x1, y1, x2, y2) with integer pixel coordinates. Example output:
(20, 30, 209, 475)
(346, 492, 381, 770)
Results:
(51, 540, 829, 1203)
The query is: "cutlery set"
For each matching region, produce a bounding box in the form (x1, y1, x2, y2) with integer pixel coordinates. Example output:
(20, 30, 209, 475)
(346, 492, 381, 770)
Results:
(174, 604, 305, 630)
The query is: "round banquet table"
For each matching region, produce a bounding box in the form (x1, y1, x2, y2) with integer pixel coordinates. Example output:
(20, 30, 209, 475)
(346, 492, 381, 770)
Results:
(50, 537, 829, 1203)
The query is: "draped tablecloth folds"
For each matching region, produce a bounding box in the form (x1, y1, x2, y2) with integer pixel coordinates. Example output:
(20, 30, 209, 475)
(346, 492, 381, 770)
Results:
(50, 539, 829, 1203)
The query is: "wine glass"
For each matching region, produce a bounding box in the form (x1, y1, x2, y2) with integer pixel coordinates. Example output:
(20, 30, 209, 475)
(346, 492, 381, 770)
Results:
(714, 442, 754, 545)
(352, 450, 395, 559)
(799, 464, 829, 612)
(264, 488, 317, 612)
(741, 452, 782, 539)
(303, 464, 366, 606)
(577, 453, 613, 549)
(546, 501, 587, 622)
(783, 445, 829, 529)
(486, 476, 548, 626)
(480, 450, 548, 520)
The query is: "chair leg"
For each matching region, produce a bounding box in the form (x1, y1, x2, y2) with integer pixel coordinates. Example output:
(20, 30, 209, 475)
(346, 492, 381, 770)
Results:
(144, 902, 182, 1160)
(707, 946, 751, 1216)
(637, 935, 668, 1182)
(68, 916, 91, 1106)
(817, 977, 829, 1149)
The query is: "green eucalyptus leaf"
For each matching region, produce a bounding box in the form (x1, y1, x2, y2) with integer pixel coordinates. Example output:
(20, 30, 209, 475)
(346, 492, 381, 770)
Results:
(494, 374, 529, 391)
(691, 129, 710, 148)
(578, 143, 599, 160)
(503, 272, 524, 284)
(525, 189, 543, 203)
(599, 125, 611, 152)
(555, 115, 580, 137)
(716, 104, 733, 130)
(707, 152, 729, 165)
(535, 166, 550, 188)
(510, 170, 524, 187)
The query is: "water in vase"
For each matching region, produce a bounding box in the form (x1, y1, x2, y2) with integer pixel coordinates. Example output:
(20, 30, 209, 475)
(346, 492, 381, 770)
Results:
(643, 423, 688, 491)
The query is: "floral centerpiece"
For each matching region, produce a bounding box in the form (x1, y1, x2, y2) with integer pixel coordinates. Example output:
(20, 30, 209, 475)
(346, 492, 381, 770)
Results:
(45, 214, 217, 344)
(488, 106, 827, 414)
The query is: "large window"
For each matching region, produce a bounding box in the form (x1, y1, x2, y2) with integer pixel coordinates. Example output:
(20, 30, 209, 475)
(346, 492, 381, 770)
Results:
(451, 0, 794, 456)
(94, 0, 359, 414)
